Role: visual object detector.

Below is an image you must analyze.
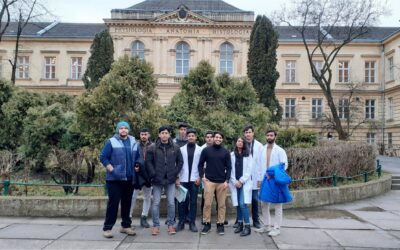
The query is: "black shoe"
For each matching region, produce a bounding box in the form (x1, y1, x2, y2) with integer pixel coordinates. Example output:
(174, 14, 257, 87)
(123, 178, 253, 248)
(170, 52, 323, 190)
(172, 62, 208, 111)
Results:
(240, 225, 251, 237)
(234, 222, 243, 234)
(201, 223, 211, 235)
(189, 222, 198, 232)
(224, 220, 229, 225)
(253, 220, 262, 229)
(217, 223, 225, 235)
(233, 220, 239, 228)
(140, 215, 150, 228)
(177, 221, 185, 232)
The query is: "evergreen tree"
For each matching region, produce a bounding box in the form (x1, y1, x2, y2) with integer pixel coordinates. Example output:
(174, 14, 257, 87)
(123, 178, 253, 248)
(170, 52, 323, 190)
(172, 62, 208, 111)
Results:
(76, 55, 165, 149)
(165, 61, 272, 147)
(247, 15, 282, 123)
(82, 29, 114, 90)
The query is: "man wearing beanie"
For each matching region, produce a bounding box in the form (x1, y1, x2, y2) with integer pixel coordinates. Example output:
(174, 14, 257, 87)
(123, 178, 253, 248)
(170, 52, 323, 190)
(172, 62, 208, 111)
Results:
(176, 129, 202, 233)
(198, 131, 232, 236)
(100, 121, 141, 238)
(146, 125, 183, 236)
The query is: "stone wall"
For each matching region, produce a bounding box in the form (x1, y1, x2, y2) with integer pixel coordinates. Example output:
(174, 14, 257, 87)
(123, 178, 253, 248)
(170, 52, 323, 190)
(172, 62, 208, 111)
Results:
(0, 174, 391, 217)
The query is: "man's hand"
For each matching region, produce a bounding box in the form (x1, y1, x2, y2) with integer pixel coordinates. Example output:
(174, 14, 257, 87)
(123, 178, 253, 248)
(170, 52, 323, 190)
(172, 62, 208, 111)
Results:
(266, 174, 271, 180)
(223, 181, 228, 190)
(175, 177, 180, 187)
(195, 177, 201, 186)
(202, 177, 208, 184)
(235, 181, 242, 188)
(134, 164, 140, 173)
(106, 164, 113, 173)
(257, 180, 261, 188)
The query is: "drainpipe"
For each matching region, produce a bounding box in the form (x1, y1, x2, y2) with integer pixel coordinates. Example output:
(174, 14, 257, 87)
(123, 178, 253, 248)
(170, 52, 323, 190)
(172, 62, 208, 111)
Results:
(380, 44, 385, 154)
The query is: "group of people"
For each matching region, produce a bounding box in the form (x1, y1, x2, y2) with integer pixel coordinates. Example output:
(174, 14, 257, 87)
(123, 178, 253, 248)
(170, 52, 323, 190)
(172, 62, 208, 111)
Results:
(99, 121, 288, 239)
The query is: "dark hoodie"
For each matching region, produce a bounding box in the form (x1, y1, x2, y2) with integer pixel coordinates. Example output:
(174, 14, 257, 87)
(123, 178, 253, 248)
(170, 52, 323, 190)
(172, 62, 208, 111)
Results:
(145, 138, 184, 186)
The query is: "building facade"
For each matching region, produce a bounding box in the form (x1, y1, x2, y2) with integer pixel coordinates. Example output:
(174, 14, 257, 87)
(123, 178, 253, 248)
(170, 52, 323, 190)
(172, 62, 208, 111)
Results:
(0, 0, 399, 152)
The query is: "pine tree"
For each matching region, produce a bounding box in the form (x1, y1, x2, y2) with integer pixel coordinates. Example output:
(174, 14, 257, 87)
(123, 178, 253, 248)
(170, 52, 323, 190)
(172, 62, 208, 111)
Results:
(247, 15, 282, 123)
(82, 29, 114, 90)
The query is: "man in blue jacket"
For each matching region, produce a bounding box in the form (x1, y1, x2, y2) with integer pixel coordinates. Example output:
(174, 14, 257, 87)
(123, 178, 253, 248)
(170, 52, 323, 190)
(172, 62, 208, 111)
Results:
(100, 121, 141, 238)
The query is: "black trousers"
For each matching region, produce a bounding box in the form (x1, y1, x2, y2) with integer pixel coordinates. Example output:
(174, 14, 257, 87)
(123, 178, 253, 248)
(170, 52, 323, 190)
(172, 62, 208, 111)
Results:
(103, 180, 134, 231)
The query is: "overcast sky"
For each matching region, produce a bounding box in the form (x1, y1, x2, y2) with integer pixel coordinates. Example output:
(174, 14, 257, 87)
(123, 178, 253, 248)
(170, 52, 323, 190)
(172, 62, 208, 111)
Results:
(45, 0, 399, 26)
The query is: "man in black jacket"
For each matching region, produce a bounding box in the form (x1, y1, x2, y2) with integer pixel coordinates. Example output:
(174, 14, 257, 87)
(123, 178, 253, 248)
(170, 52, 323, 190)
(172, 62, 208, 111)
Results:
(146, 126, 183, 236)
(198, 131, 232, 236)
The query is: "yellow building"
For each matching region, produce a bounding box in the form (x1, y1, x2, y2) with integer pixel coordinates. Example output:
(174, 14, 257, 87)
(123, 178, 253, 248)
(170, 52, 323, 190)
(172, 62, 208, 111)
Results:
(0, 0, 399, 153)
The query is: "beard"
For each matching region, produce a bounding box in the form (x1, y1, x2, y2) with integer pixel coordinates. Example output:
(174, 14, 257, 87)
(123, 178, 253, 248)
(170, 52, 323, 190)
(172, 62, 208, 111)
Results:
(267, 138, 275, 144)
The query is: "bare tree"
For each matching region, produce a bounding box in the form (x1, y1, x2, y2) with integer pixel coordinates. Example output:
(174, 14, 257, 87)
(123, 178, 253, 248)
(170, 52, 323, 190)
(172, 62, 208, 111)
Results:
(4, 0, 52, 84)
(0, 0, 18, 42)
(276, 0, 386, 140)
(318, 82, 380, 138)
(0, 150, 20, 181)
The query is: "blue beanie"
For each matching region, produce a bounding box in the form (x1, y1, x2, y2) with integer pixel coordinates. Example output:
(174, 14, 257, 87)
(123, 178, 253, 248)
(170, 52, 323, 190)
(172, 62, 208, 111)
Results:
(116, 121, 130, 133)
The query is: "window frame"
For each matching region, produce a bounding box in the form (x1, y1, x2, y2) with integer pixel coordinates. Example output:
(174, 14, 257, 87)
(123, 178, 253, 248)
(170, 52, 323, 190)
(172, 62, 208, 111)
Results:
(219, 42, 234, 75)
(131, 40, 145, 60)
(338, 60, 350, 83)
(365, 99, 375, 119)
(285, 60, 296, 83)
(70, 57, 82, 80)
(285, 98, 296, 118)
(311, 98, 323, 119)
(364, 61, 376, 83)
(44, 56, 56, 79)
(17, 55, 30, 79)
(338, 98, 349, 119)
(175, 42, 190, 75)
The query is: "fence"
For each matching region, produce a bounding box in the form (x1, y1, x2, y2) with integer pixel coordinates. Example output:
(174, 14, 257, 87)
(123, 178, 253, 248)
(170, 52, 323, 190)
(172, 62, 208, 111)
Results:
(0, 160, 383, 196)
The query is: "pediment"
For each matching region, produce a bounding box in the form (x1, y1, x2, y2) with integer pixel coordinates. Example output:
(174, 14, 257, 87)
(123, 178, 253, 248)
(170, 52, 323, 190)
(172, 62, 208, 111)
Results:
(151, 7, 214, 24)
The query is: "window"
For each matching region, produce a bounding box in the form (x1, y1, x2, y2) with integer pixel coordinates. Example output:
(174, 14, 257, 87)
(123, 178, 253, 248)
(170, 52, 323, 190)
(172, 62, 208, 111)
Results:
(312, 60, 323, 82)
(388, 57, 394, 81)
(285, 60, 296, 83)
(176, 42, 190, 75)
(219, 42, 233, 75)
(338, 61, 349, 83)
(364, 61, 376, 83)
(70, 57, 82, 80)
(366, 133, 375, 144)
(338, 98, 349, 119)
(131, 41, 145, 60)
(17, 56, 30, 79)
(312, 98, 323, 119)
(388, 133, 393, 149)
(44, 57, 56, 79)
(285, 98, 296, 118)
(388, 97, 394, 120)
(365, 99, 375, 119)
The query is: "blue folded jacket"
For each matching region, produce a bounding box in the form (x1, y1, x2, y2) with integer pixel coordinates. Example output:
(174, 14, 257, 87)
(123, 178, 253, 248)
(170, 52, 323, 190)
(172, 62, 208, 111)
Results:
(259, 163, 293, 203)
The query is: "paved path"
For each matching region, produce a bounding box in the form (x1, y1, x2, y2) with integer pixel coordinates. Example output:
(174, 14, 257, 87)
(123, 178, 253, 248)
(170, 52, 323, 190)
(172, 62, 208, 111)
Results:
(0, 190, 399, 249)
(1, 156, 399, 249)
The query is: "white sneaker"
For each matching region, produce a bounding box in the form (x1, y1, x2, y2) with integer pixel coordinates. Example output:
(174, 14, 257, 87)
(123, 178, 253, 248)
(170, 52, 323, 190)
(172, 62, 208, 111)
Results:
(268, 228, 281, 237)
(103, 230, 113, 238)
(255, 226, 272, 233)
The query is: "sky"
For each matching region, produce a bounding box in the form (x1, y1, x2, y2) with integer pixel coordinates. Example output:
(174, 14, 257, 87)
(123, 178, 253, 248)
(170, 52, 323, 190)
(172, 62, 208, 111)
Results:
(44, 0, 400, 27)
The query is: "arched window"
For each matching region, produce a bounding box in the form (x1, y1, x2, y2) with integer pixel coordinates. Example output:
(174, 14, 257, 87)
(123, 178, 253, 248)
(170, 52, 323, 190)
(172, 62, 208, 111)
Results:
(220, 42, 233, 75)
(131, 41, 145, 60)
(176, 42, 190, 75)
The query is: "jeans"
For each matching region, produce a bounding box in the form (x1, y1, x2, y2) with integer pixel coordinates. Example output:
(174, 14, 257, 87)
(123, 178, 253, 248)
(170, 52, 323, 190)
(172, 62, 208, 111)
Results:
(236, 187, 250, 224)
(152, 183, 176, 227)
(251, 189, 260, 221)
(103, 180, 134, 231)
(130, 186, 152, 217)
(178, 182, 199, 223)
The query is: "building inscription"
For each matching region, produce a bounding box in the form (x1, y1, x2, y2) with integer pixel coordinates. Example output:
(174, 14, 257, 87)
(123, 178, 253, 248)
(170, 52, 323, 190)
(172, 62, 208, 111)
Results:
(114, 26, 250, 36)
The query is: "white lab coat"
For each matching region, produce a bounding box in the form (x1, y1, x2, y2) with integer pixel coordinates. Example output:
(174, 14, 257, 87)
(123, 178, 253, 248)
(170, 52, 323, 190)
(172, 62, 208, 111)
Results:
(259, 143, 288, 175)
(229, 152, 254, 206)
(179, 144, 202, 182)
(249, 139, 264, 190)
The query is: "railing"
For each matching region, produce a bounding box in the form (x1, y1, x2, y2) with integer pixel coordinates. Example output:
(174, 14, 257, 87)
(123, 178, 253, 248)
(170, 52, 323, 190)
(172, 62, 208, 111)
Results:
(0, 160, 383, 196)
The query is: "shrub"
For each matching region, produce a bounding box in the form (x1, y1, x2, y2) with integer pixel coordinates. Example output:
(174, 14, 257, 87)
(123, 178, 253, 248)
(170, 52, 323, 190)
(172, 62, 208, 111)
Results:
(277, 128, 318, 148)
(287, 141, 376, 187)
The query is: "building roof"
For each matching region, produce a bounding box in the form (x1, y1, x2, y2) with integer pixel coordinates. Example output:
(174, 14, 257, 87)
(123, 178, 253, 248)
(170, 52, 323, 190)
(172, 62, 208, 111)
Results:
(2, 22, 106, 39)
(125, 0, 245, 13)
(2, 21, 399, 43)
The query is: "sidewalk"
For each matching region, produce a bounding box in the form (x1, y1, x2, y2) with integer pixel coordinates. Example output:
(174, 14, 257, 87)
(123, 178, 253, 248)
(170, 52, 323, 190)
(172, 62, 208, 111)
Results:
(0, 189, 399, 249)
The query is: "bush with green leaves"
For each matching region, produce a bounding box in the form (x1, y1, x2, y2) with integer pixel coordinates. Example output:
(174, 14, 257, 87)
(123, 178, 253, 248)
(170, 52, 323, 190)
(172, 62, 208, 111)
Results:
(76, 55, 166, 149)
(165, 60, 272, 147)
(276, 128, 318, 148)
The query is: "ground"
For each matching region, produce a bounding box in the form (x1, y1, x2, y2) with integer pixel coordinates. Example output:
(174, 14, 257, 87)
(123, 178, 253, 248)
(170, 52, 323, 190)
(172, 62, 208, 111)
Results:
(0, 156, 399, 249)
